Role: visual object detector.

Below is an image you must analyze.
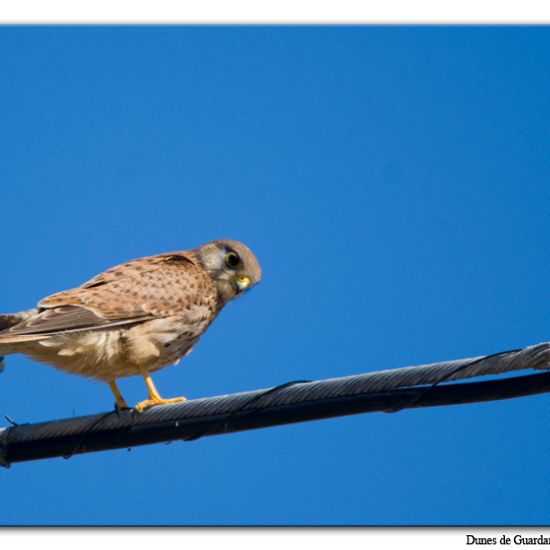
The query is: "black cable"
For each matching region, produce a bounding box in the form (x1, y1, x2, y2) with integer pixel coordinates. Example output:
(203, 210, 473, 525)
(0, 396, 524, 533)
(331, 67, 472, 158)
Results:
(62, 410, 129, 460)
(183, 380, 311, 442)
(383, 348, 522, 413)
(1, 343, 548, 466)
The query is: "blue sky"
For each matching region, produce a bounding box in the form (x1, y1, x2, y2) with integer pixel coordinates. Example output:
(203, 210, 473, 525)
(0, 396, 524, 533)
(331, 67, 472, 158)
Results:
(0, 26, 550, 525)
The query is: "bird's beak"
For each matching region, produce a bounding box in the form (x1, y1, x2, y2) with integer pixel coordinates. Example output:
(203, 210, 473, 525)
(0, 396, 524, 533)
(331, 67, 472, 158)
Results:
(235, 275, 250, 293)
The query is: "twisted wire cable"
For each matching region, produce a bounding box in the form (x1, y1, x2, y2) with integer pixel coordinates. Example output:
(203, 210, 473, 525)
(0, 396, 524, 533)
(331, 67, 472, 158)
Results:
(1, 342, 549, 467)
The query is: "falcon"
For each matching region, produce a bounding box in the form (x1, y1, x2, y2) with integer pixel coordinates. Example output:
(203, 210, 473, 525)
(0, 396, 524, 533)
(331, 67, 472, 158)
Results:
(0, 240, 261, 411)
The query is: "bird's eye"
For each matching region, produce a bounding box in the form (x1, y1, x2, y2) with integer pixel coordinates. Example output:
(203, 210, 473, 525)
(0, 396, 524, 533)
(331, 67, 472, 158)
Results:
(225, 252, 240, 269)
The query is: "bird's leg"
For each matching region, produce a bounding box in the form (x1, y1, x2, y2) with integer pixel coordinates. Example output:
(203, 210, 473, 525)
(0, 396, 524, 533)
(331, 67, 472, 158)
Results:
(134, 366, 186, 412)
(108, 380, 129, 409)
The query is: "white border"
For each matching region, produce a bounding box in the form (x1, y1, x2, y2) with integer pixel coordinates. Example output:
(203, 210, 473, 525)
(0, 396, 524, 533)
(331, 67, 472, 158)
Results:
(3, 529, 550, 549)
(1, 0, 550, 23)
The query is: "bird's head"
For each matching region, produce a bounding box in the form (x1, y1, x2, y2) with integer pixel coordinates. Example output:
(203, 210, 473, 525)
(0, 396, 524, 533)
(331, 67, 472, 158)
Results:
(192, 239, 262, 304)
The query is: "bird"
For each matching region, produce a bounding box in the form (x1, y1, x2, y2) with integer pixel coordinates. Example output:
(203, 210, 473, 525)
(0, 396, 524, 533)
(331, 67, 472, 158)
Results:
(0, 239, 261, 412)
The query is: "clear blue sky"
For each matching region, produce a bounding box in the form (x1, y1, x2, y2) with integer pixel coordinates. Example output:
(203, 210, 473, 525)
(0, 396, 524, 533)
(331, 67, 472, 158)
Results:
(1, 26, 550, 526)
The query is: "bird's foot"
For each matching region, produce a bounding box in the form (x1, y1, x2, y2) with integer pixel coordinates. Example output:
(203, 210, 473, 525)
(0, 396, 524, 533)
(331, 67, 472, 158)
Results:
(108, 381, 129, 411)
(134, 396, 186, 413)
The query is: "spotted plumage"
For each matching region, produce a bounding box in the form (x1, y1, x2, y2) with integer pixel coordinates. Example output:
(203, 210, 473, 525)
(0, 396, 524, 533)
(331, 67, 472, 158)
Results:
(0, 240, 261, 411)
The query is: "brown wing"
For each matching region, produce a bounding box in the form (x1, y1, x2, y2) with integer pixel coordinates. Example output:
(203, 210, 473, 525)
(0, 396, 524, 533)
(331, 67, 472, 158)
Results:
(0, 306, 152, 338)
(0, 252, 217, 342)
(78, 251, 193, 290)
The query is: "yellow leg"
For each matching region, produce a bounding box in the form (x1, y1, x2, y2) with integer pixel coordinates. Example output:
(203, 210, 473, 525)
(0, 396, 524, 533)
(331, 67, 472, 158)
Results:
(108, 380, 129, 409)
(134, 366, 186, 412)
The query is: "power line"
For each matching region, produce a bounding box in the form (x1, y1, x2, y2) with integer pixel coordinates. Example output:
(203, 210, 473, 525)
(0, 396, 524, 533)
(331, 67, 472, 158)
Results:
(1, 342, 549, 467)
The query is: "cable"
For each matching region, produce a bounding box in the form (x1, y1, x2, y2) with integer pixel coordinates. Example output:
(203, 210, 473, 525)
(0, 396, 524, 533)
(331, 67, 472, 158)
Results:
(0, 342, 549, 467)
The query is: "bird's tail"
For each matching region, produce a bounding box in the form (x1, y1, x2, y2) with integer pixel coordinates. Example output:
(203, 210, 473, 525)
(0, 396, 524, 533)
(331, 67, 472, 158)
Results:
(0, 309, 39, 332)
(0, 309, 40, 369)
(0, 313, 14, 372)
(1, 313, 26, 331)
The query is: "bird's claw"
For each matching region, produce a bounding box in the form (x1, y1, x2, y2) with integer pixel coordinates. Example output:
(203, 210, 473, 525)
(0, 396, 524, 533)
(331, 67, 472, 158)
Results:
(133, 396, 186, 413)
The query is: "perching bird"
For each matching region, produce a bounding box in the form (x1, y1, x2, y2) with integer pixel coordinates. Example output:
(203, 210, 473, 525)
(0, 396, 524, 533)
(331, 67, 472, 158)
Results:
(0, 240, 261, 412)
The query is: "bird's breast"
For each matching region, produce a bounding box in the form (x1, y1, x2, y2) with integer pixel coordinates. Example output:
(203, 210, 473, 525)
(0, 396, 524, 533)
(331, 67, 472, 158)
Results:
(24, 316, 207, 381)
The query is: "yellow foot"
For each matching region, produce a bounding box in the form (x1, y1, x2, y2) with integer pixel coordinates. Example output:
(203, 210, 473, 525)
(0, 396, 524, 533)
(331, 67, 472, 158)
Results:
(134, 396, 186, 413)
(108, 381, 129, 409)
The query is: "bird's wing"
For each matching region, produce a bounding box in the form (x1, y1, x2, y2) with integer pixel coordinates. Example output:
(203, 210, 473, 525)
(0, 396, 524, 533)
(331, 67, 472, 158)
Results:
(0, 306, 152, 340)
(0, 252, 216, 342)
(77, 251, 192, 290)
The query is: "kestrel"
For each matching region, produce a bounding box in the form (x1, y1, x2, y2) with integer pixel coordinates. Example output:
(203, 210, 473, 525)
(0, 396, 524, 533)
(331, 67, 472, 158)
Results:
(0, 240, 261, 411)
